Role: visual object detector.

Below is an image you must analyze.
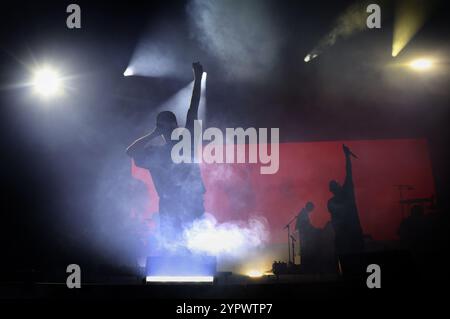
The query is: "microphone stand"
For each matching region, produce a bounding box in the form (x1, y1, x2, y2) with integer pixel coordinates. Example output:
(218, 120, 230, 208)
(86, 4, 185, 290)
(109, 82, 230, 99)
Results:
(290, 235, 297, 265)
(284, 213, 299, 265)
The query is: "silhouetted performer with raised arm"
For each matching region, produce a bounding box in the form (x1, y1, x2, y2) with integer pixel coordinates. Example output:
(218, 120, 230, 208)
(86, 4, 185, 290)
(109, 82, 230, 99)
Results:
(126, 62, 205, 244)
(328, 145, 364, 255)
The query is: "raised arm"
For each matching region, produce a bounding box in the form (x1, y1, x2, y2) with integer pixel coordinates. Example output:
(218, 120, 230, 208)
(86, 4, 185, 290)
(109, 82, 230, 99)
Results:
(342, 144, 354, 191)
(185, 62, 203, 134)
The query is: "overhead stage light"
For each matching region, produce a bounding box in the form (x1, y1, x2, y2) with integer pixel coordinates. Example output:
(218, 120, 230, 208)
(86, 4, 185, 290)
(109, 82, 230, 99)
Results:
(32, 66, 63, 97)
(409, 58, 433, 71)
(123, 67, 134, 76)
(304, 53, 318, 63)
(392, 0, 433, 57)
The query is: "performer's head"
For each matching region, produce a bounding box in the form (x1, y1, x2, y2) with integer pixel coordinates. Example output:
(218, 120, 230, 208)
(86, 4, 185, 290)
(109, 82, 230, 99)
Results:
(305, 201, 315, 213)
(156, 111, 178, 140)
(329, 180, 342, 195)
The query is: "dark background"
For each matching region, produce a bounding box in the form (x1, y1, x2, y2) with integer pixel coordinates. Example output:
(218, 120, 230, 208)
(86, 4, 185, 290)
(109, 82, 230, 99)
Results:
(0, 0, 448, 279)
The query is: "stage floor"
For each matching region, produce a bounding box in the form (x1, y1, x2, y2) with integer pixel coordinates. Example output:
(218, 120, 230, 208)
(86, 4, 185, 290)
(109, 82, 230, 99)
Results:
(0, 273, 442, 300)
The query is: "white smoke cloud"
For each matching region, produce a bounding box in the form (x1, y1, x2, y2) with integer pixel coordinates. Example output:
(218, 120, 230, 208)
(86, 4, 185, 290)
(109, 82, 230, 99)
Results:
(183, 213, 269, 257)
(130, 44, 180, 77)
(305, 1, 369, 62)
(187, 0, 282, 82)
(127, 21, 196, 78)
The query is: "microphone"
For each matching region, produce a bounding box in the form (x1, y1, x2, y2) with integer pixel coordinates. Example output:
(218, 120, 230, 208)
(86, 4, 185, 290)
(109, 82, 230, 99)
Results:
(349, 150, 358, 159)
(343, 144, 358, 159)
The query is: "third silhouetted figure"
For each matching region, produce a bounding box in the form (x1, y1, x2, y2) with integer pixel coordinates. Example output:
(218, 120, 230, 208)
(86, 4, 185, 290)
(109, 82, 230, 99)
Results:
(327, 144, 364, 255)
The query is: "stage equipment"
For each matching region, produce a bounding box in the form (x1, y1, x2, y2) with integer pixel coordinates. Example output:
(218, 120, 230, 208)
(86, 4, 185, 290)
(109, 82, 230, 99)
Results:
(145, 255, 216, 283)
(284, 214, 298, 265)
(394, 184, 415, 218)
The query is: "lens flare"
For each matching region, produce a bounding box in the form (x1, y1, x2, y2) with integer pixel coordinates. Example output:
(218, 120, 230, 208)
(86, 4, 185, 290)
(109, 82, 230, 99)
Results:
(32, 67, 63, 97)
(247, 270, 263, 278)
(409, 58, 433, 71)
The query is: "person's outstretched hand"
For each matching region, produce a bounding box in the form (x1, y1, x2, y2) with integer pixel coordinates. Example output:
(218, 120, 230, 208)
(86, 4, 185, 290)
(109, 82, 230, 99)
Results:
(343, 144, 351, 156)
(193, 62, 203, 79)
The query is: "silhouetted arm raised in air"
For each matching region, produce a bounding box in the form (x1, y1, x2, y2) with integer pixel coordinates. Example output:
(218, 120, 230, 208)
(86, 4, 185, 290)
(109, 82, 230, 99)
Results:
(342, 144, 354, 195)
(185, 62, 203, 134)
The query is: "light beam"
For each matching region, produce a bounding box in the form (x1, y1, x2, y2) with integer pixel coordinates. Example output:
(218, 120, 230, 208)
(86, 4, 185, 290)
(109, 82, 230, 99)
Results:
(199, 72, 207, 120)
(247, 270, 264, 278)
(123, 67, 134, 77)
(146, 275, 214, 283)
(392, 0, 434, 57)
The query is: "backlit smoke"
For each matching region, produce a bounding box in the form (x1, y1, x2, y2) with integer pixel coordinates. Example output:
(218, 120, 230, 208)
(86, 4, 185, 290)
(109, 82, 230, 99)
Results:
(126, 22, 195, 78)
(305, 1, 369, 62)
(183, 213, 269, 257)
(128, 43, 180, 78)
(392, 0, 435, 57)
(156, 72, 206, 126)
(187, 0, 282, 82)
(156, 80, 194, 127)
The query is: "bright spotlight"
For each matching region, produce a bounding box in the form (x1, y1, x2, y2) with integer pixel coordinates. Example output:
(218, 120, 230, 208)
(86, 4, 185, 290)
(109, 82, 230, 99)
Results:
(304, 53, 317, 63)
(199, 72, 207, 120)
(409, 58, 433, 71)
(123, 67, 134, 77)
(32, 67, 63, 97)
(247, 270, 263, 278)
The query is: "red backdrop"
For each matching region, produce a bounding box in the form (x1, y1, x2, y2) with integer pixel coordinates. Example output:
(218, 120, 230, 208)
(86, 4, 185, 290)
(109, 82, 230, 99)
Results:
(132, 138, 435, 243)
